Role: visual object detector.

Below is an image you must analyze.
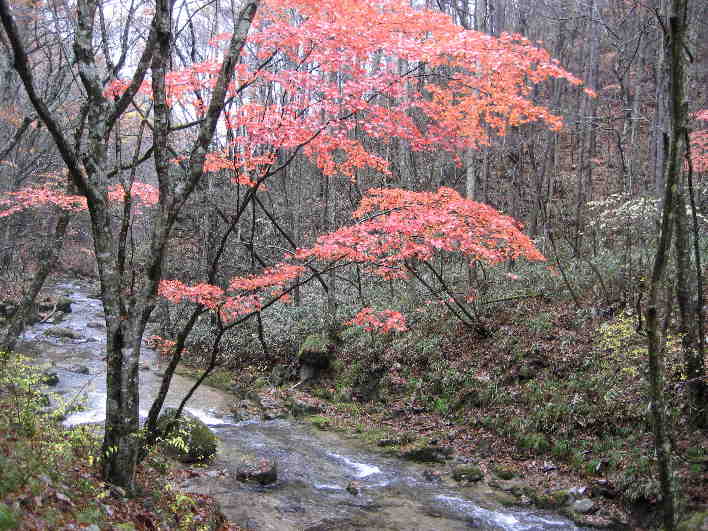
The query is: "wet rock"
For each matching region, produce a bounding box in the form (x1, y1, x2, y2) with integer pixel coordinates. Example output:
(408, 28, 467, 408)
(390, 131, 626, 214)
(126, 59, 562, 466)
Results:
(590, 479, 616, 499)
(570, 497, 596, 515)
(47, 312, 67, 324)
(422, 469, 442, 482)
(377, 438, 400, 447)
(53, 296, 73, 314)
(488, 478, 532, 497)
(230, 399, 258, 421)
(140, 364, 151, 371)
(42, 371, 60, 386)
(45, 327, 81, 339)
(346, 481, 360, 495)
(401, 444, 452, 464)
(542, 460, 558, 472)
(262, 409, 288, 421)
(157, 408, 217, 463)
(87, 322, 104, 329)
(260, 396, 288, 420)
(66, 364, 90, 375)
(236, 459, 277, 485)
(35, 296, 72, 318)
(567, 486, 587, 498)
(452, 464, 483, 482)
(288, 397, 322, 417)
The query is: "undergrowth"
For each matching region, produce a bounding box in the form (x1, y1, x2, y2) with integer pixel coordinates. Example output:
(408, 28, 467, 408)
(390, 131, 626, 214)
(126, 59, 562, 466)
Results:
(0, 351, 230, 530)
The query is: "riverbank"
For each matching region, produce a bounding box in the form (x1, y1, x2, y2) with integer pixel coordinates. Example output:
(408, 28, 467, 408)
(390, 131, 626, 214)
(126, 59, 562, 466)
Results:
(2, 277, 706, 529)
(0, 353, 231, 530)
(170, 289, 707, 530)
(4, 280, 591, 530)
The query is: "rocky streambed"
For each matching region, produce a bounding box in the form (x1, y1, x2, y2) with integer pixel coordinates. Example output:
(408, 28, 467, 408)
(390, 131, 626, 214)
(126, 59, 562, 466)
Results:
(22, 281, 593, 530)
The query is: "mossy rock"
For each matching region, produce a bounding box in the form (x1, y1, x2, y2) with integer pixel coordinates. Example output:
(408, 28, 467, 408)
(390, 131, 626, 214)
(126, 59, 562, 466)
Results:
(307, 415, 331, 430)
(45, 327, 81, 339)
(531, 489, 570, 509)
(298, 334, 335, 369)
(487, 490, 518, 507)
(157, 408, 217, 463)
(401, 444, 452, 464)
(492, 464, 516, 480)
(42, 370, 60, 386)
(677, 512, 708, 531)
(488, 479, 532, 498)
(253, 376, 268, 389)
(452, 464, 483, 482)
(288, 398, 323, 417)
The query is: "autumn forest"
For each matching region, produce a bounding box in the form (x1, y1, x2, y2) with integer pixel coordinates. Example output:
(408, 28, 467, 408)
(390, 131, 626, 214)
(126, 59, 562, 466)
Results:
(0, 0, 706, 529)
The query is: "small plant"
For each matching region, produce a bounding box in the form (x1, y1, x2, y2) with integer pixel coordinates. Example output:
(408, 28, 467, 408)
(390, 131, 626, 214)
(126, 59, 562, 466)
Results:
(0, 352, 52, 433)
(432, 397, 450, 415)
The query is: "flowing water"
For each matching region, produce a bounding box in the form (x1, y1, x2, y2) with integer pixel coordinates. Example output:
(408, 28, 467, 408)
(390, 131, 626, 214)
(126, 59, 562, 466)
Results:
(24, 282, 588, 531)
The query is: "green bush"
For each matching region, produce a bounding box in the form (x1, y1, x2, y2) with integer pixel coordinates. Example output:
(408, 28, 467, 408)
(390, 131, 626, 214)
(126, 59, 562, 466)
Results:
(157, 408, 217, 463)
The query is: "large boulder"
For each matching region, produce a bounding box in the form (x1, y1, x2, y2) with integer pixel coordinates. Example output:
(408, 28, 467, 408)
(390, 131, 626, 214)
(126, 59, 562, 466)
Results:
(157, 408, 217, 463)
(452, 464, 484, 482)
(42, 370, 60, 386)
(401, 443, 453, 464)
(45, 327, 81, 340)
(236, 459, 278, 485)
(298, 334, 336, 369)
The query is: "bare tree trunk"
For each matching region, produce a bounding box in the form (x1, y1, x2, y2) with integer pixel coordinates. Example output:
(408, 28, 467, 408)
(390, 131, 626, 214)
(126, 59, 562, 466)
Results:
(0, 209, 71, 352)
(0, 0, 260, 491)
(573, 0, 599, 253)
(645, 0, 690, 527)
(674, 177, 706, 428)
(653, 0, 669, 196)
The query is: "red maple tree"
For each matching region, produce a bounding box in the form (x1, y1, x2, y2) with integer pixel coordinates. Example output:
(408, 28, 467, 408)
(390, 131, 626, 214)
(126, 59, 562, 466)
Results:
(141, 0, 584, 337)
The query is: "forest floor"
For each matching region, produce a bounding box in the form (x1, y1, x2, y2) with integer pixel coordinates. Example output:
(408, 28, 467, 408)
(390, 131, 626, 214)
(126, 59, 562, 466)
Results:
(197, 290, 708, 529)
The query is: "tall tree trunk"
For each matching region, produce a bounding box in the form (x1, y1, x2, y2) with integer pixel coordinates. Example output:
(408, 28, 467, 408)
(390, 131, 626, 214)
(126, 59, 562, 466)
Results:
(653, 0, 669, 196)
(573, 0, 599, 253)
(645, 0, 690, 527)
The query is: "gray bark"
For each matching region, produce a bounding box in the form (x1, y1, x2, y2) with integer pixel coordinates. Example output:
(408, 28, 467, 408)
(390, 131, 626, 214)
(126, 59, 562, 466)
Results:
(0, 0, 260, 491)
(645, 0, 691, 527)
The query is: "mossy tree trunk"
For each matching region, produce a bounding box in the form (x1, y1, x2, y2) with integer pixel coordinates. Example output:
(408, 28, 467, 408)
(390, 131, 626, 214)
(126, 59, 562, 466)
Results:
(645, 0, 691, 528)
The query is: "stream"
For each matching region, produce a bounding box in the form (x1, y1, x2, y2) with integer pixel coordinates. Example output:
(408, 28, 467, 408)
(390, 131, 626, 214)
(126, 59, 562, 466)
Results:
(23, 281, 588, 530)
